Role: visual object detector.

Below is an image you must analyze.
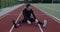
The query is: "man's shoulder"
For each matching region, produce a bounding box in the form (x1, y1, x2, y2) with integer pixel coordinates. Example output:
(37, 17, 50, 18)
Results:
(24, 8, 26, 10)
(23, 8, 26, 11)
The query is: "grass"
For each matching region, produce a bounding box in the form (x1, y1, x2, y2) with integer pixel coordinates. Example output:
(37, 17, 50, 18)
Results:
(33, 3, 60, 19)
(0, 0, 19, 9)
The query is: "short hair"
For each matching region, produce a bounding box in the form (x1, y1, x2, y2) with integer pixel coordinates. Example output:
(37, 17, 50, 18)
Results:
(26, 4, 31, 8)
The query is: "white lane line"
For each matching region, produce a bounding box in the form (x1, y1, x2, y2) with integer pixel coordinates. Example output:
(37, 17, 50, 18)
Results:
(38, 24, 44, 32)
(32, 4, 60, 23)
(9, 11, 22, 32)
(0, 15, 6, 19)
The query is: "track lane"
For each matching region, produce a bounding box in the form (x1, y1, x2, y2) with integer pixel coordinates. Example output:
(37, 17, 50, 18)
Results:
(0, 5, 25, 32)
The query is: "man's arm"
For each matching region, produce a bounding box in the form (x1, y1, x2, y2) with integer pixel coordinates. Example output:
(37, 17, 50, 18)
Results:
(31, 9, 39, 23)
(31, 9, 36, 19)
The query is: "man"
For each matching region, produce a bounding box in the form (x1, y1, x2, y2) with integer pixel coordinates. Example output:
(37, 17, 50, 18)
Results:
(13, 4, 47, 28)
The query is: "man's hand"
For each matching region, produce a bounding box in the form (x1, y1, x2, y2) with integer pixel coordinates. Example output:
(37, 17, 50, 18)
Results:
(27, 20, 31, 24)
(35, 19, 38, 23)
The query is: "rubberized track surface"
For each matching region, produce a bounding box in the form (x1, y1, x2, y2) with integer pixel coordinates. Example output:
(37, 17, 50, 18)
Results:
(0, 5, 60, 32)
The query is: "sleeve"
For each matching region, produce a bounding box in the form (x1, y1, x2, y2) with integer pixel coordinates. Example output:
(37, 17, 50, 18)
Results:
(31, 9, 36, 19)
(23, 9, 26, 18)
(23, 8, 26, 15)
(23, 9, 25, 15)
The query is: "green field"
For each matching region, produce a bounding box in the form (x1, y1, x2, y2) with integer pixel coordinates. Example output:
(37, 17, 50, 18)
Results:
(0, 0, 19, 9)
(33, 4, 60, 20)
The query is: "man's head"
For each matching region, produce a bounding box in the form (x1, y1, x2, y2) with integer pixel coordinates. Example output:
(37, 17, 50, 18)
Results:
(26, 4, 31, 10)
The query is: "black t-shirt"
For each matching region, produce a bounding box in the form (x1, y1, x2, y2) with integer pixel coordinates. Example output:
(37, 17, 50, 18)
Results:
(23, 8, 36, 19)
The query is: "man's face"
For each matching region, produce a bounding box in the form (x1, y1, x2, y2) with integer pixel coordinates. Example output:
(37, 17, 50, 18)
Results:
(27, 6, 31, 10)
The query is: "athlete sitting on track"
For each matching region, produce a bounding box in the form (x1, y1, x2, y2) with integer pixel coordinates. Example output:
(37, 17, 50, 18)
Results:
(13, 4, 47, 28)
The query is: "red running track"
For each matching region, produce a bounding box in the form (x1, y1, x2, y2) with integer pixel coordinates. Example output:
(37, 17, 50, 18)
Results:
(0, 5, 60, 32)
